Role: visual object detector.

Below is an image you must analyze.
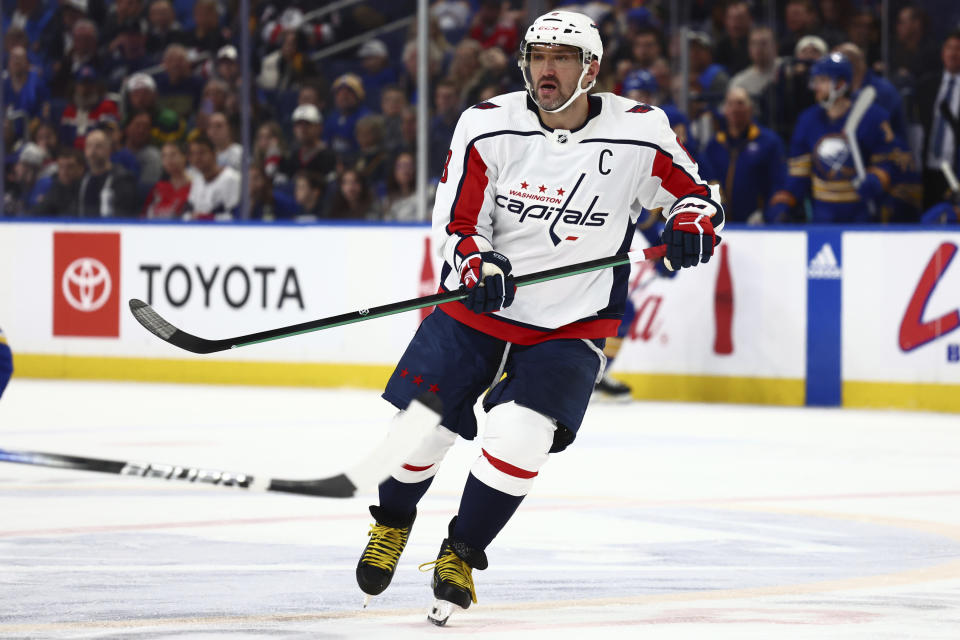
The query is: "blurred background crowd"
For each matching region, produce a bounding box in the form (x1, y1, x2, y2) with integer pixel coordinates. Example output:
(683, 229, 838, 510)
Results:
(2, 0, 960, 224)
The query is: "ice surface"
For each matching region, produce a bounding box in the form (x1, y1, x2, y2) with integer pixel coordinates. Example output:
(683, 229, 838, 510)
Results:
(1, 379, 958, 639)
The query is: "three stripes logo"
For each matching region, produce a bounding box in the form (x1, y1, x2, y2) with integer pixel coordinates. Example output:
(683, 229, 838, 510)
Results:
(808, 242, 841, 279)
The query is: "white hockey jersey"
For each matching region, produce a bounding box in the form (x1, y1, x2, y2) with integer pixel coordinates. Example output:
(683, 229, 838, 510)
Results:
(433, 91, 723, 344)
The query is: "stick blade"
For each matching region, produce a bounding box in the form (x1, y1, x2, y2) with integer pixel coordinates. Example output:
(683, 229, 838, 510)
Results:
(128, 299, 225, 354)
(268, 474, 358, 498)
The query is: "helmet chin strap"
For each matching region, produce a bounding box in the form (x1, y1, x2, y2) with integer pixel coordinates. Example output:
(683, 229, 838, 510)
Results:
(818, 79, 845, 110)
(532, 64, 594, 114)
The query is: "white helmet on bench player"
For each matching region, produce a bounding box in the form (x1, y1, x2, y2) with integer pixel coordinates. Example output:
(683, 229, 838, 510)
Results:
(518, 11, 603, 113)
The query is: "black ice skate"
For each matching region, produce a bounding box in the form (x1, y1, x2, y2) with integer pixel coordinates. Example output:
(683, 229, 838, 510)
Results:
(356, 505, 416, 606)
(593, 373, 633, 402)
(419, 517, 488, 626)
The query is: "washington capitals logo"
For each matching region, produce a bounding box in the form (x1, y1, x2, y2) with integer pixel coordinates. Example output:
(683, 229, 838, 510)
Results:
(472, 101, 500, 110)
(495, 174, 610, 245)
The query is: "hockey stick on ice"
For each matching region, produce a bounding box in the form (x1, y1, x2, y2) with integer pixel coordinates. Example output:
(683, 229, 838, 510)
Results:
(130, 245, 668, 354)
(844, 85, 877, 215)
(0, 393, 442, 498)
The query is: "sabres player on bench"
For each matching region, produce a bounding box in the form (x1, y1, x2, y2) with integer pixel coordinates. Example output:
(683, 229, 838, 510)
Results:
(354, 10, 724, 625)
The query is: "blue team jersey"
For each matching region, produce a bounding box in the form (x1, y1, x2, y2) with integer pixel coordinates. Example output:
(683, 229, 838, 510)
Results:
(783, 102, 901, 223)
(699, 123, 786, 222)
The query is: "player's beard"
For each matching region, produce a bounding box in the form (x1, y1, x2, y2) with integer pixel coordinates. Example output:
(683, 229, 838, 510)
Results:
(536, 79, 572, 111)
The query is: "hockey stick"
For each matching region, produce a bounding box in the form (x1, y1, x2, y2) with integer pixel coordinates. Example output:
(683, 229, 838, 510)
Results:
(0, 393, 442, 498)
(130, 245, 668, 354)
(844, 85, 877, 215)
(940, 159, 960, 196)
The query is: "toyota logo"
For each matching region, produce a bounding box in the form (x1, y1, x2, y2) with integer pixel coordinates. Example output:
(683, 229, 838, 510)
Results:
(62, 257, 112, 312)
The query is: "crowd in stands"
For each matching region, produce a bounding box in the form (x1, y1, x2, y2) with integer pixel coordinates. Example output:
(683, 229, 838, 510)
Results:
(2, 0, 960, 224)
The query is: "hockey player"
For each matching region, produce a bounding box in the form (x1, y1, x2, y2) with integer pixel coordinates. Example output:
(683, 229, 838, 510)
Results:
(768, 53, 902, 223)
(0, 327, 12, 399)
(355, 10, 723, 625)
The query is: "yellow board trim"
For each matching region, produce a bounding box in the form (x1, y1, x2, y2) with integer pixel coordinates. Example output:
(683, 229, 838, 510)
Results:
(615, 373, 805, 406)
(844, 381, 960, 413)
(13, 353, 394, 390)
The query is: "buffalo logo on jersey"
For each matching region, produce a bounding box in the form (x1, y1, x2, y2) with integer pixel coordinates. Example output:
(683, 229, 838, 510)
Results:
(814, 134, 855, 178)
(495, 173, 609, 245)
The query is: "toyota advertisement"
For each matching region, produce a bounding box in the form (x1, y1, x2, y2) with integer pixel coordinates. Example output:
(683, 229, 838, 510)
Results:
(0, 222, 956, 411)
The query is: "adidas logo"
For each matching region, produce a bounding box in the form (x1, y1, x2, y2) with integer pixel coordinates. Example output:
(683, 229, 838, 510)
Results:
(808, 242, 841, 279)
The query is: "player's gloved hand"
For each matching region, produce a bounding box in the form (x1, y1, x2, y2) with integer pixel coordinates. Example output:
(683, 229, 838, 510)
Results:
(459, 250, 516, 314)
(854, 172, 884, 201)
(659, 196, 721, 271)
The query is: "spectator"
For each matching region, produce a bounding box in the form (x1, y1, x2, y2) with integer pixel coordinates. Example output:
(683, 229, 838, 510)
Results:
(206, 111, 241, 171)
(688, 31, 729, 105)
(399, 41, 445, 104)
(628, 27, 662, 70)
(32, 147, 85, 216)
(715, 0, 753, 76)
(382, 151, 430, 221)
(293, 170, 325, 220)
(212, 45, 240, 89)
(182, 0, 226, 56)
(77, 129, 139, 217)
(4, 45, 49, 141)
(323, 168, 380, 219)
(124, 111, 162, 188)
(184, 134, 240, 221)
(122, 72, 187, 144)
(465, 45, 512, 105)
(380, 86, 408, 153)
(357, 39, 399, 111)
(431, 0, 472, 35)
(845, 10, 880, 67)
(30, 121, 60, 168)
(892, 5, 941, 88)
(834, 42, 907, 138)
(818, 0, 854, 48)
(2, 143, 48, 216)
(145, 0, 185, 60)
(99, 118, 140, 179)
(399, 106, 418, 154)
(324, 74, 372, 156)
(468, 0, 518, 54)
(38, 0, 89, 65)
(60, 66, 120, 149)
(249, 163, 296, 221)
(50, 19, 104, 100)
(730, 27, 781, 106)
(155, 44, 203, 122)
(254, 121, 286, 180)
(102, 0, 147, 51)
(780, 0, 821, 57)
(104, 19, 151, 92)
(198, 78, 236, 132)
(916, 30, 960, 208)
(2, 0, 55, 48)
(699, 87, 786, 224)
(428, 80, 461, 180)
(257, 29, 316, 92)
(772, 35, 828, 142)
(352, 114, 389, 186)
(446, 39, 484, 106)
(279, 104, 336, 185)
(142, 141, 191, 218)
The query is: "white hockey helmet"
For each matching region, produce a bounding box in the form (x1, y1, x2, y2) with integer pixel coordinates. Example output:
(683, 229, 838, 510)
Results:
(519, 10, 603, 113)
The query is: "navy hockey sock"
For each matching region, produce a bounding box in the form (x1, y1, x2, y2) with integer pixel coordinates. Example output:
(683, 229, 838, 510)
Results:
(378, 475, 434, 520)
(451, 473, 524, 551)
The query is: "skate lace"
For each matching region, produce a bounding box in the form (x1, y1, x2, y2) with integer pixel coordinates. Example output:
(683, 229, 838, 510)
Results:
(418, 551, 477, 604)
(361, 523, 409, 571)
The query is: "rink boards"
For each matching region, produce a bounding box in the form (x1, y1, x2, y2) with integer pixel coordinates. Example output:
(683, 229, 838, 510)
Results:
(0, 220, 957, 411)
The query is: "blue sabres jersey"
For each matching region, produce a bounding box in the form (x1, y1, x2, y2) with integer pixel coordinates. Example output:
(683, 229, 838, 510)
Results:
(0, 326, 11, 398)
(783, 102, 901, 223)
(698, 123, 786, 222)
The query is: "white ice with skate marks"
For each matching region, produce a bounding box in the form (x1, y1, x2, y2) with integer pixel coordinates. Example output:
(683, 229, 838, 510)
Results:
(0, 380, 959, 638)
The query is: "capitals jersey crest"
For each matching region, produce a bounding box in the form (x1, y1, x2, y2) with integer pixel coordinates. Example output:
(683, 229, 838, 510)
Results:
(432, 91, 722, 344)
